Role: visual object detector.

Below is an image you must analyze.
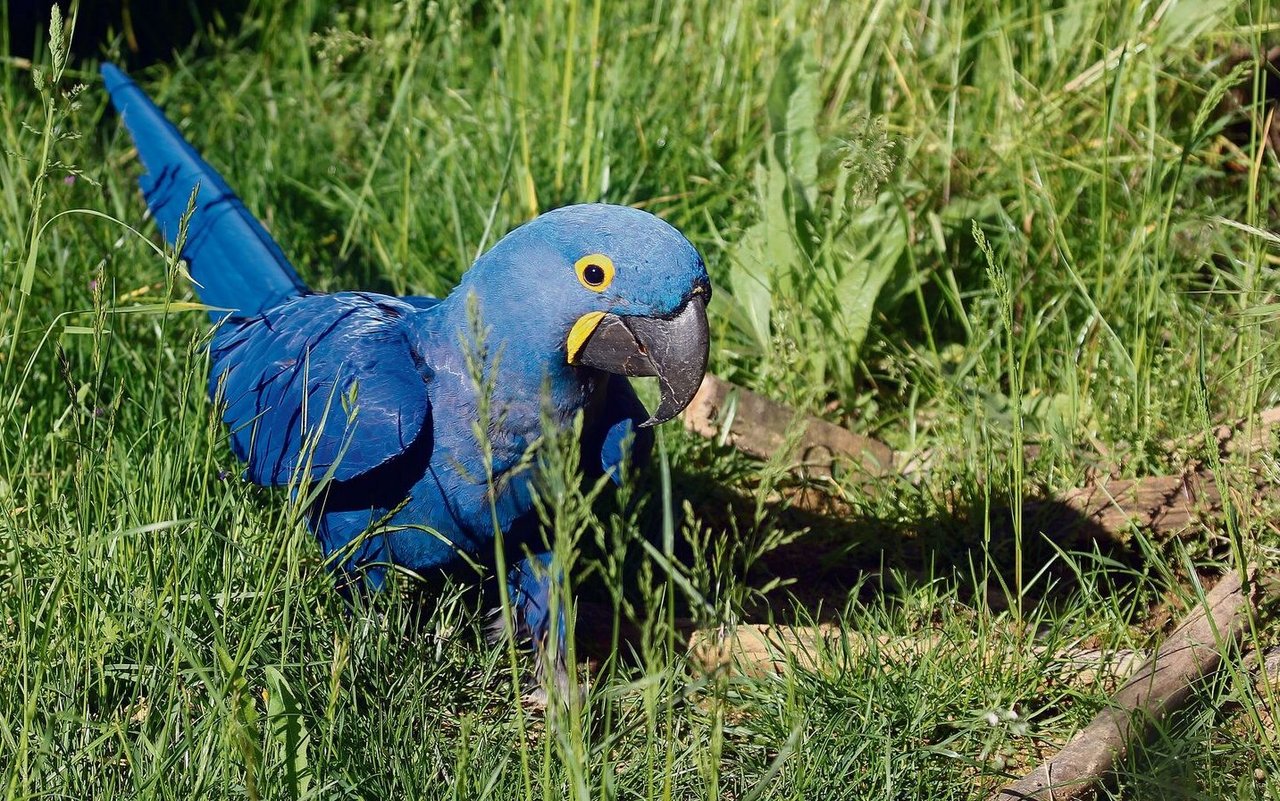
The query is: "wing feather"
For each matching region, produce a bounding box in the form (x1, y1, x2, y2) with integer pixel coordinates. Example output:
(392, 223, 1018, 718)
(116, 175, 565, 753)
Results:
(211, 293, 432, 486)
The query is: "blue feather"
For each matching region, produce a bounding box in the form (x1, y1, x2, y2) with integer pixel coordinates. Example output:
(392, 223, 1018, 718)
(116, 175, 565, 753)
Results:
(209, 292, 434, 486)
(101, 63, 306, 317)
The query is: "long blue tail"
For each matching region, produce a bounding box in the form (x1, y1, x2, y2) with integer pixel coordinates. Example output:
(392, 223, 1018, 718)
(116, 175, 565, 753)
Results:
(101, 63, 307, 317)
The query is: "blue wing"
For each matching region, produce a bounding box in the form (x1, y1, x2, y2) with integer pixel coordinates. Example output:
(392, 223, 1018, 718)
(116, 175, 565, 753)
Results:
(211, 292, 433, 486)
(102, 63, 307, 318)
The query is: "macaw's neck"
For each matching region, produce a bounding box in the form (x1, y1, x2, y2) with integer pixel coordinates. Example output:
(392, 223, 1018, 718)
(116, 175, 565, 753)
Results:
(433, 285, 596, 423)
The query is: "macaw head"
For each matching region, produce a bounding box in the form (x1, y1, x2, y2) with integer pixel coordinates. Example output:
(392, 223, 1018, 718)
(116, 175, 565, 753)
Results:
(459, 203, 711, 427)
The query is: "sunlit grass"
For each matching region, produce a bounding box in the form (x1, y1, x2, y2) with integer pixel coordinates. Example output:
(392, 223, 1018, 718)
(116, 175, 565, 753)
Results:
(2, 0, 1279, 798)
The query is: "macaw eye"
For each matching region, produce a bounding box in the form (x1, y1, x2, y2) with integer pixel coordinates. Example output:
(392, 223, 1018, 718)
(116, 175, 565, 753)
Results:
(575, 254, 615, 292)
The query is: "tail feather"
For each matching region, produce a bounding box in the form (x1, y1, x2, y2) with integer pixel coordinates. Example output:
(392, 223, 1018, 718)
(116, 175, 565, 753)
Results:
(101, 63, 307, 317)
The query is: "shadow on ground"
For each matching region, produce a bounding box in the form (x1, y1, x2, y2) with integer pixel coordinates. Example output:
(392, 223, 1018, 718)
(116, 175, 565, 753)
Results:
(570, 464, 1153, 651)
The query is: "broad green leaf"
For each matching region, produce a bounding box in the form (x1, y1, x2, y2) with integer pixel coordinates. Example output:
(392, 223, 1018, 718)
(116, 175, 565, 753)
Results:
(830, 194, 907, 356)
(767, 35, 822, 210)
(728, 148, 802, 351)
(266, 666, 312, 799)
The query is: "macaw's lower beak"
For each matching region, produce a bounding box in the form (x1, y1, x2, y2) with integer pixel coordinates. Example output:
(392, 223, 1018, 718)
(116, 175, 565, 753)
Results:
(569, 294, 709, 427)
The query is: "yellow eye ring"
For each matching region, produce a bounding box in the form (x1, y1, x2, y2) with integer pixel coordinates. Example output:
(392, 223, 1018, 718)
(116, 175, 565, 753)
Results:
(574, 254, 615, 292)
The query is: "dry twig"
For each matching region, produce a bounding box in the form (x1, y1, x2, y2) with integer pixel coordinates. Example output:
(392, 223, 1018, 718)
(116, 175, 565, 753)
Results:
(683, 375, 1280, 543)
(994, 568, 1261, 800)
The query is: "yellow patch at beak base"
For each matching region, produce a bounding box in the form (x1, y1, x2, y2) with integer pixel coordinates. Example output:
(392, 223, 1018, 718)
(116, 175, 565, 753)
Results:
(567, 311, 606, 364)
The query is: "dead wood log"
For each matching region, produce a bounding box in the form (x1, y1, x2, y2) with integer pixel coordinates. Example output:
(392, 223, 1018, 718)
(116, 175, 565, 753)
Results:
(687, 619, 1280, 691)
(1052, 472, 1211, 541)
(994, 567, 1261, 800)
(686, 624, 1146, 688)
(682, 374, 1280, 542)
(681, 374, 895, 478)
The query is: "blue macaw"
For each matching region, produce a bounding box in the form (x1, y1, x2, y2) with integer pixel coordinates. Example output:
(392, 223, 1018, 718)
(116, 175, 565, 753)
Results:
(101, 64, 711, 676)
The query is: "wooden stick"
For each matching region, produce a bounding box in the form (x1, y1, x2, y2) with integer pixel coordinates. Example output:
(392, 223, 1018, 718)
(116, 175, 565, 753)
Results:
(683, 374, 1280, 542)
(1051, 472, 1212, 540)
(688, 621, 1280, 691)
(681, 374, 895, 478)
(994, 568, 1259, 800)
(680, 387, 1273, 794)
(686, 624, 1146, 688)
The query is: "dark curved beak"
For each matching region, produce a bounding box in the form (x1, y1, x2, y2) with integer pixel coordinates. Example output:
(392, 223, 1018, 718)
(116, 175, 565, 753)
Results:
(572, 293, 709, 427)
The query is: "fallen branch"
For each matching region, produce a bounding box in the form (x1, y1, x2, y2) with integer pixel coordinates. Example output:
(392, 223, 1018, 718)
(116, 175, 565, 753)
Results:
(686, 624, 1146, 689)
(681, 374, 895, 478)
(683, 374, 1280, 543)
(1049, 472, 1213, 542)
(994, 567, 1261, 800)
(687, 618, 1280, 692)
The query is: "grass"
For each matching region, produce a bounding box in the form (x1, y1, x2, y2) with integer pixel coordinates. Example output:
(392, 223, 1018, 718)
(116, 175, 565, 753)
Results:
(2, 0, 1280, 798)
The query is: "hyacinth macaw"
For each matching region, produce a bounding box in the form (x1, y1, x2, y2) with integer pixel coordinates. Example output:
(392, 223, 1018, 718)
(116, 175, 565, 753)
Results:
(101, 63, 710, 675)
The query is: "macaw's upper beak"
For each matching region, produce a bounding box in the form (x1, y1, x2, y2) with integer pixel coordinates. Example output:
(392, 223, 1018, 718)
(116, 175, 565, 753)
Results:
(570, 292, 709, 427)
